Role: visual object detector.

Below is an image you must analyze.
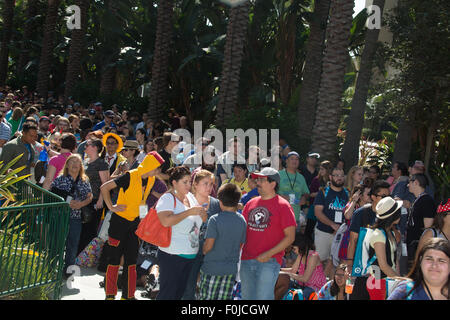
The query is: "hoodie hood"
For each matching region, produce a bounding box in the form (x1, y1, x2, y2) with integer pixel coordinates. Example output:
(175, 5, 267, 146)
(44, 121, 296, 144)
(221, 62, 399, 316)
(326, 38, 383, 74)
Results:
(136, 151, 165, 176)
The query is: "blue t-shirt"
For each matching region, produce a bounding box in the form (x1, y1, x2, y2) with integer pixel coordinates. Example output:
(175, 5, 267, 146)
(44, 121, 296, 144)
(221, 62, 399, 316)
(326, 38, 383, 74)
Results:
(387, 281, 430, 300)
(314, 186, 349, 234)
(201, 211, 247, 276)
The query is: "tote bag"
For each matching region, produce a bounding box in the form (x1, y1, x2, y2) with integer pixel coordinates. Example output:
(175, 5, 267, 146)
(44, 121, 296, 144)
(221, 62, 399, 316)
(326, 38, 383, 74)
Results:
(135, 193, 176, 248)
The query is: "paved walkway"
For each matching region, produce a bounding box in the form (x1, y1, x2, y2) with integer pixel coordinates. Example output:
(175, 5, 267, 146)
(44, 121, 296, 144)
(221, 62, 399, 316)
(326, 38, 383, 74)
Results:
(60, 267, 150, 300)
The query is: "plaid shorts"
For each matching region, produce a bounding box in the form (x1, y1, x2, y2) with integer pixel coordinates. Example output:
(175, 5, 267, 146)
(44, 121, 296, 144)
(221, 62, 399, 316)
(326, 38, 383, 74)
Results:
(198, 270, 236, 300)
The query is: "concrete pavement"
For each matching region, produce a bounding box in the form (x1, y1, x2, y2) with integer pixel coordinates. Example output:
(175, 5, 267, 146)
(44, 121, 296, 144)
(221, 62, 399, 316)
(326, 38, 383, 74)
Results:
(60, 266, 150, 300)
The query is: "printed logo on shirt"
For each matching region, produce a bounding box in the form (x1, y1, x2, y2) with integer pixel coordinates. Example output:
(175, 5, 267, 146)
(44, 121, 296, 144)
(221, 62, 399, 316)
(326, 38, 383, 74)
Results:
(247, 206, 271, 231)
(328, 197, 347, 211)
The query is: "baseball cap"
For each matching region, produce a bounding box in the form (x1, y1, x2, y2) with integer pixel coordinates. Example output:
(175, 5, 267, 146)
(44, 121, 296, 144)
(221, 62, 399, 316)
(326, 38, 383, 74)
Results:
(104, 110, 115, 118)
(307, 152, 320, 159)
(251, 167, 280, 184)
(89, 109, 96, 115)
(39, 116, 50, 122)
(286, 151, 300, 160)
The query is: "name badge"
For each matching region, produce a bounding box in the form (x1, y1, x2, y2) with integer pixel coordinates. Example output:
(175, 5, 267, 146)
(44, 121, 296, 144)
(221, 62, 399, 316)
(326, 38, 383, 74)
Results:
(289, 194, 296, 205)
(139, 204, 149, 219)
(334, 211, 343, 224)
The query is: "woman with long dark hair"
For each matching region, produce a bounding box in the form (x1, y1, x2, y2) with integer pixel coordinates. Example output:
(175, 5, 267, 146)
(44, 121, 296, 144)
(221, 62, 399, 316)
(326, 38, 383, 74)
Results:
(155, 165, 208, 300)
(275, 232, 327, 299)
(318, 264, 350, 300)
(388, 238, 449, 300)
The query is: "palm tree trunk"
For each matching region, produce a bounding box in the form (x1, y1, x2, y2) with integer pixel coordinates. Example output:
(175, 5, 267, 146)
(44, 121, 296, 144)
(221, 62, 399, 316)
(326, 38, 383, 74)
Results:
(392, 108, 415, 165)
(277, 8, 297, 106)
(64, 0, 89, 101)
(341, 0, 386, 170)
(18, 0, 38, 73)
(36, 0, 61, 98)
(0, 0, 15, 86)
(296, 0, 331, 155)
(147, 0, 175, 122)
(215, 1, 250, 130)
(311, 0, 354, 162)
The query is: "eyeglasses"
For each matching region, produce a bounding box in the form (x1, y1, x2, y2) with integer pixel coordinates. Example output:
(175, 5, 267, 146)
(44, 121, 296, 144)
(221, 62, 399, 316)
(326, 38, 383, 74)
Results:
(375, 194, 390, 198)
(335, 273, 346, 278)
(106, 141, 118, 145)
(332, 174, 345, 178)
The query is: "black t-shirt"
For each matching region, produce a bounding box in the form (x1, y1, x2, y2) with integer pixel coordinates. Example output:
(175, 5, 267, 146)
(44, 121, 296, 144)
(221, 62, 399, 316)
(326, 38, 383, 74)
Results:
(406, 193, 436, 244)
(85, 157, 109, 199)
(159, 149, 173, 174)
(350, 204, 377, 234)
(300, 165, 318, 188)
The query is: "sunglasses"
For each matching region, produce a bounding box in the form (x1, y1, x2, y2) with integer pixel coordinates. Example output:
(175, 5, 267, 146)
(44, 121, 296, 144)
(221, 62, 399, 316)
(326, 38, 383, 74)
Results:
(375, 194, 390, 198)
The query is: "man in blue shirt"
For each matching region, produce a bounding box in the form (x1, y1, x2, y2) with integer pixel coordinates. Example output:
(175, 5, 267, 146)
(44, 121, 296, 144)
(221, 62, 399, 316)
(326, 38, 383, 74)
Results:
(92, 110, 116, 131)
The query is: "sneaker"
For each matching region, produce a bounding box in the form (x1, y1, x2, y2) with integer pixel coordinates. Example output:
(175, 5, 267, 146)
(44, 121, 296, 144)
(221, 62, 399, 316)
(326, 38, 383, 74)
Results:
(105, 295, 115, 300)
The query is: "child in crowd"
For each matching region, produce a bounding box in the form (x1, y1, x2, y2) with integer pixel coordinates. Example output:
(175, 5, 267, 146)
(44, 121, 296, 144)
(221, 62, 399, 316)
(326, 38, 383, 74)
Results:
(198, 183, 247, 300)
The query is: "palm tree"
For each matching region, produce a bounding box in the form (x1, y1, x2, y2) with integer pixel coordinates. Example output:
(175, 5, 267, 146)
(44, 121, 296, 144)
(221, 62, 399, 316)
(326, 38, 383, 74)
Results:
(215, 1, 250, 130)
(18, 0, 38, 73)
(64, 0, 90, 101)
(311, 0, 354, 162)
(341, 0, 386, 169)
(147, 0, 175, 122)
(36, 0, 61, 98)
(296, 0, 331, 155)
(0, 0, 15, 86)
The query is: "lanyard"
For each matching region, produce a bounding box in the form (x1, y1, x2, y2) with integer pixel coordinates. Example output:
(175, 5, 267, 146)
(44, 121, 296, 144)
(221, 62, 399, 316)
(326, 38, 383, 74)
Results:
(423, 282, 434, 300)
(408, 192, 426, 227)
(141, 177, 154, 205)
(285, 170, 297, 191)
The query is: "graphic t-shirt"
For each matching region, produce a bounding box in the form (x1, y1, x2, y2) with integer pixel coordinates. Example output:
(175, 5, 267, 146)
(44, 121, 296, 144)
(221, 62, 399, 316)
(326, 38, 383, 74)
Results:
(156, 192, 203, 256)
(314, 186, 349, 234)
(241, 195, 297, 265)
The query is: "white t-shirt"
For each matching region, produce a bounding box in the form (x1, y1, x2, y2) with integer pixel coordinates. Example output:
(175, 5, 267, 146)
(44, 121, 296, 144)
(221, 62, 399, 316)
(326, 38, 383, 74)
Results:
(156, 192, 202, 256)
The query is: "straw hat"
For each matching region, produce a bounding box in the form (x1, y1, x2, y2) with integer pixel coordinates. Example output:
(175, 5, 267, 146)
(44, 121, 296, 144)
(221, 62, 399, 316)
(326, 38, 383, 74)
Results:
(375, 196, 403, 220)
(102, 132, 123, 153)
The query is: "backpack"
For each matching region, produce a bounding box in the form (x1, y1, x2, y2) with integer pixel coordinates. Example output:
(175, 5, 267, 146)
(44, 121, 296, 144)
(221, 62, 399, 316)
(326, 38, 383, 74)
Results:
(282, 287, 318, 300)
(351, 228, 386, 277)
(330, 222, 349, 267)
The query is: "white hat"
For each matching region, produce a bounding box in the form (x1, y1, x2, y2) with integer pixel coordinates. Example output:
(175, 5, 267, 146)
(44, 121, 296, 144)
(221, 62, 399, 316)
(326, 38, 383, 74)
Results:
(375, 196, 403, 220)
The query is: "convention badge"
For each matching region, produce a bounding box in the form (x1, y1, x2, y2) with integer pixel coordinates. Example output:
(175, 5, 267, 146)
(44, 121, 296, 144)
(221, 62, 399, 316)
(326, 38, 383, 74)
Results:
(334, 211, 343, 223)
(139, 204, 149, 219)
(289, 194, 296, 205)
(141, 260, 151, 270)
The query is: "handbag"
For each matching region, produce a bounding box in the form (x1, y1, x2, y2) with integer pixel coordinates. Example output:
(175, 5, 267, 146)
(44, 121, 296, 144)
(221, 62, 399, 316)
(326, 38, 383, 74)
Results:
(75, 237, 105, 267)
(135, 193, 176, 248)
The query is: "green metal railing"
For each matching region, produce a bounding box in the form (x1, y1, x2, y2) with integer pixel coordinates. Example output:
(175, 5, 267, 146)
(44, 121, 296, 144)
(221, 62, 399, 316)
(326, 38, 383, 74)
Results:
(0, 180, 70, 300)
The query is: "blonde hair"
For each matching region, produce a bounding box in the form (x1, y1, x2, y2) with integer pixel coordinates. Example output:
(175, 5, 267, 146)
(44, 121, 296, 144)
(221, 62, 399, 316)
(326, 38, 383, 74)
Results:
(60, 154, 88, 182)
(345, 166, 362, 193)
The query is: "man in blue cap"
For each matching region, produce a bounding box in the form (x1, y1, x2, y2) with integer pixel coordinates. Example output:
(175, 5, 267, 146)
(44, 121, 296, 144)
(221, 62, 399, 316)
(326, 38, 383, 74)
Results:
(92, 110, 117, 131)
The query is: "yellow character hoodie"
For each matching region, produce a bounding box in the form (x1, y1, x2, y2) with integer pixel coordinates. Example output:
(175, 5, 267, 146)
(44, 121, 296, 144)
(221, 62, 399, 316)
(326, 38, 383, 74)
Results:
(115, 151, 165, 221)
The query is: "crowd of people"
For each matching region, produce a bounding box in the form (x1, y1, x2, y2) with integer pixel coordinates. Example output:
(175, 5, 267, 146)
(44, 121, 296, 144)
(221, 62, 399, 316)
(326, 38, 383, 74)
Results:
(0, 86, 448, 301)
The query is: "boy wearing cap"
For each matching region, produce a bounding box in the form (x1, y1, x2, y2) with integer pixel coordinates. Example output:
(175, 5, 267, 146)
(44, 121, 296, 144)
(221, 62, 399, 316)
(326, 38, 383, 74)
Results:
(240, 167, 296, 300)
(100, 151, 165, 300)
(278, 151, 310, 227)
